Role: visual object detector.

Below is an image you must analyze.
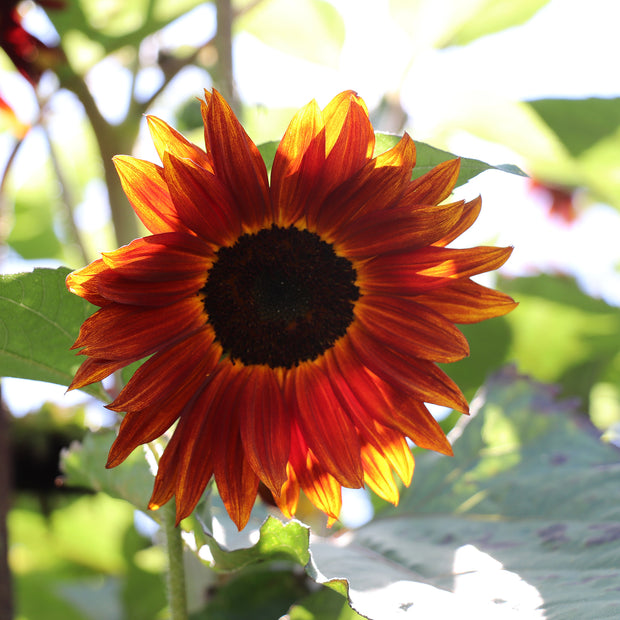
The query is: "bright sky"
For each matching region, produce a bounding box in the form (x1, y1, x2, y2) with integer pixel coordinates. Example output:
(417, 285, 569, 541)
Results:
(2, 0, 620, 524)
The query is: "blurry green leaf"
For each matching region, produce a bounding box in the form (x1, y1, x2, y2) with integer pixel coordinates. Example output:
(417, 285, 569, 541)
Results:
(121, 525, 167, 620)
(259, 134, 526, 186)
(501, 274, 620, 403)
(8, 172, 64, 260)
(441, 315, 513, 400)
(389, 0, 549, 51)
(204, 516, 310, 572)
(61, 429, 154, 511)
(48, 0, 208, 62)
(528, 97, 620, 158)
(309, 368, 620, 618)
(0, 268, 105, 400)
(257, 140, 279, 173)
(196, 566, 308, 620)
(11, 494, 152, 619)
(450, 97, 620, 210)
(289, 587, 365, 620)
(443, 0, 551, 47)
(237, 0, 345, 66)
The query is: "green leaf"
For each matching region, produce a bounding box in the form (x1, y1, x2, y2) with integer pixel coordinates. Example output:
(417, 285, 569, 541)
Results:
(0, 268, 105, 400)
(257, 140, 279, 174)
(197, 566, 309, 620)
(375, 133, 526, 185)
(450, 97, 620, 210)
(309, 368, 620, 618)
(528, 97, 620, 158)
(288, 587, 365, 620)
(389, 0, 550, 50)
(501, 274, 620, 403)
(204, 516, 310, 573)
(237, 0, 344, 66)
(259, 134, 526, 187)
(61, 429, 154, 511)
(442, 0, 551, 47)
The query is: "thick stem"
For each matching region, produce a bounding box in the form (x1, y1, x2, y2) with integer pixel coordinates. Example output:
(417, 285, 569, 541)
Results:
(162, 501, 188, 620)
(58, 72, 141, 246)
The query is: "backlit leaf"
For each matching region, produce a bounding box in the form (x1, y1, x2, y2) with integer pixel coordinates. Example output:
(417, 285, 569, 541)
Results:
(310, 368, 620, 618)
(0, 268, 105, 400)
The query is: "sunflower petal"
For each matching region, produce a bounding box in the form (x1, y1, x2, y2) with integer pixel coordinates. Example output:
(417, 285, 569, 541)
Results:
(66, 259, 112, 306)
(316, 133, 416, 239)
(71, 298, 205, 360)
(405, 157, 461, 205)
(107, 328, 219, 412)
(338, 200, 464, 258)
(287, 364, 363, 488)
(147, 115, 213, 172)
(434, 196, 482, 246)
(325, 344, 452, 458)
(416, 278, 518, 323)
(203, 90, 270, 231)
(162, 151, 242, 246)
(68, 356, 127, 391)
(113, 156, 189, 234)
(239, 366, 290, 495)
(270, 99, 326, 227)
(170, 365, 238, 521)
(348, 323, 469, 413)
(360, 442, 400, 505)
(354, 294, 469, 363)
(289, 422, 342, 520)
(359, 245, 514, 295)
(274, 464, 300, 519)
(101, 233, 211, 280)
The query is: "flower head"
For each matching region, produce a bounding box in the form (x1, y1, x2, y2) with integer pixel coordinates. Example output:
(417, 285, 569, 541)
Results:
(67, 90, 516, 530)
(0, 1, 65, 85)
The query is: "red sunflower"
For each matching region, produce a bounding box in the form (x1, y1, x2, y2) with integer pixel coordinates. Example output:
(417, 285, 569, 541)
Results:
(0, 1, 65, 85)
(67, 90, 516, 530)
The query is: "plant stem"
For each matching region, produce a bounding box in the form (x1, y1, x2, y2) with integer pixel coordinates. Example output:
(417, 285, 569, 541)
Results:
(58, 71, 141, 246)
(41, 122, 90, 264)
(163, 501, 188, 620)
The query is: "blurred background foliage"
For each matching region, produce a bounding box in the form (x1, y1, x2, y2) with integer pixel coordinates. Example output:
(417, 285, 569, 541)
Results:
(1, 0, 619, 618)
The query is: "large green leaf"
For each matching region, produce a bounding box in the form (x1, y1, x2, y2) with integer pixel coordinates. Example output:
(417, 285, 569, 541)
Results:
(236, 0, 344, 66)
(309, 368, 620, 618)
(528, 97, 620, 158)
(447, 97, 620, 210)
(204, 517, 310, 573)
(442, 0, 551, 47)
(389, 0, 550, 50)
(501, 275, 620, 403)
(0, 268, 105, 399)
(60, 429, 154, 511)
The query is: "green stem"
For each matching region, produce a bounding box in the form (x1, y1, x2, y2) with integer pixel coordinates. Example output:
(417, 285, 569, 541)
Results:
(41, 122, 90, 264)
(163, 501, 188, 620)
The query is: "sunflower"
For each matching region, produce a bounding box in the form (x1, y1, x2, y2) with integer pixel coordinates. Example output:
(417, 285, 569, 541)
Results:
(67, 90, 516, 530)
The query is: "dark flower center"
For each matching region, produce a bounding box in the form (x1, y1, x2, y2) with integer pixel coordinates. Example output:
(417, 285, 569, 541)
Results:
(202, 225, 359, 368)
